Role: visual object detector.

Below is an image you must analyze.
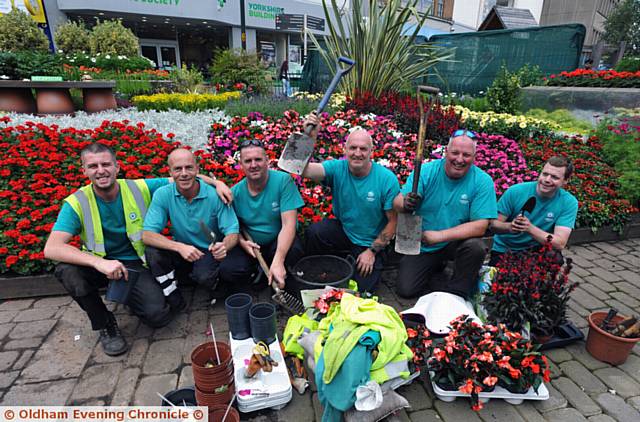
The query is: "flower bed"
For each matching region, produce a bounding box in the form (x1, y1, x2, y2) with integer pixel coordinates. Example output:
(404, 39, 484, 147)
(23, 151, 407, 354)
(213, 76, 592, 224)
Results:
(545, 69, 640, 88)
(132, 91, 242, 112)
(455, 106, 558, 141)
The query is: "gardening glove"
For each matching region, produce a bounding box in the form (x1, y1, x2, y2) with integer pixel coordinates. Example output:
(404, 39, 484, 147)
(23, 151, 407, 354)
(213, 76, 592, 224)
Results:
(403, 192, 422, 213)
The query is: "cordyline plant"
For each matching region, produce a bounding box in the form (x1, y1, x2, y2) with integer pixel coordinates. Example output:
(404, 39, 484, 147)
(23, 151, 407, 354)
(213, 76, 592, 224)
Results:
(482, 238, 578, 338)
(413, 316, 550, 412)
(309, 0, 453, 97)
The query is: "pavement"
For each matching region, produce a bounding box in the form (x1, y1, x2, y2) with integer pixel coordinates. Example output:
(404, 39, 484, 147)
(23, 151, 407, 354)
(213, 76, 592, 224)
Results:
(1, 239, 639, 421)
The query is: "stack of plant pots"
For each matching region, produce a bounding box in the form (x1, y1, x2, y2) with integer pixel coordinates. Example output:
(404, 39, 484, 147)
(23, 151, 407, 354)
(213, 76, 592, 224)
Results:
(191, 341, 235, 410)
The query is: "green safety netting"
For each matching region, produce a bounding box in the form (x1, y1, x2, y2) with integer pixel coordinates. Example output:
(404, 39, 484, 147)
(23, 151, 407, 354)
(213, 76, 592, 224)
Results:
(300, 23, 586, 95)
(428, 24, 586, 94)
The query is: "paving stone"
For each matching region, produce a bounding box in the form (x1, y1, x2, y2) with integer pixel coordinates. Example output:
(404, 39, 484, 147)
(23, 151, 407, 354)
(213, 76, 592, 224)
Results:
(0, 322, 16, 339)
(32, 296, 72, 308)
(13, 307, 58, 323)
(570, 288, 608, 311)
(396, 381, 433, 411)
(276, 391, 314, 421)
(594, 242, 629, 256)
(614, 269, 640, 286)
(69, 362, 122, 402)
(592, 258, 626, 273)
(587, 267, 622, 283)
(20, 320, 97, 382)
(187, 310, 209, 335)
(133, 374, 177, 406)
(609, 291, 640, 309)
(628, 396, 640, 412)
(566, 309, 588, 329)
(580, 283, 609, 301)
(409, 409, 441, 421)
(142, 338, 183, 375)
(514, 401, 546, 422)
(571, 266, 592, 278)
(182, 333, 204, 364)
(135, 321, 154, 338)
(433, 400, 482, 421)
(115, 313, 141, 337)
(386, 409, 411, 422)
(0, 370, 19, 389)
(126, 338, 149, 368)
(593, 367, 640, 399)
(587, 415, 616, 422)
(565, 343, 609, 371)
(0, 299, 34, 311)
(0, 351, 19, 371)
(547, 359, 562, 379)
(603, 299, 637, 319)
(312, 392, 323, 422)
(178, 365, 193, 389)
(558, 361, 607, 394)
(581, 276, 616, 293)
(153, 313, 188, 340)
(533, 382, 567, 413)
(552, 377, 601, 417)
(594, 393, 640, 422)
(4, 338, 42, 350)
(612, 282, 640, 299)
(619, 355, 640, 384)
(0, 310, 17, 323)
(574, 248, 600, 262)
(12, 349, 34, 370)
(477, 400, 525, 422)
(544, 408, 587, 421)
(111, 367, 141, 406)
(0, 379, 76, 405)
(8, 319, 56, 339)
(544, 349, 573, 364)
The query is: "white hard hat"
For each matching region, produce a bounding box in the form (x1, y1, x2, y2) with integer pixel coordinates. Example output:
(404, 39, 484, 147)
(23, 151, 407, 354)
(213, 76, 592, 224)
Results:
(401, 291, 481, 334)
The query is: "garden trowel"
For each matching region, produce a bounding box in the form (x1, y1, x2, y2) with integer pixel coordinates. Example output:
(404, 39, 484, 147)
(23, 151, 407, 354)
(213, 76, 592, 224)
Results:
(278, 56, 355, 175)
(519, 196, 537, 217)
(395, 85, 440, 255)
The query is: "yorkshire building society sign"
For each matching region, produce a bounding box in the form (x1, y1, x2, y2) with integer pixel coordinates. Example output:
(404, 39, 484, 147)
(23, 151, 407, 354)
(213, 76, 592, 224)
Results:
(248, 2, 284, 20)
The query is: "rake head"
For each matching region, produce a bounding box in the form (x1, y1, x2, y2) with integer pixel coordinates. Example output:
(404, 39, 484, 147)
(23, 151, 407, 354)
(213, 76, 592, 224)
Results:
(272, 289, 305, 315)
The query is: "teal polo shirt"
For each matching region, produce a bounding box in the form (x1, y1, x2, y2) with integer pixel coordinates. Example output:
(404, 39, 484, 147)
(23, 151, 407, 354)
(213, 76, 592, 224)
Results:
(53, 178, 170, 260)
(323, 160, 400, 247)
(143, 179, 239, 250)
(492, 181, 578, 253)
(402, 159, 497, 253)
(231, 170, 304, 246)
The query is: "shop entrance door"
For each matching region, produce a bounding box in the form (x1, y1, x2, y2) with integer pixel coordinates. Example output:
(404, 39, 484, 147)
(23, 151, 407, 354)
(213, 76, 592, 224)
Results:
(139, 39, 180, 70)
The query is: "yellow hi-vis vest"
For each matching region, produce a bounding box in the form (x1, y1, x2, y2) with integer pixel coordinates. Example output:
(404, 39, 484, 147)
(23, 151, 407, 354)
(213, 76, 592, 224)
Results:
(64, 179, 151, 261)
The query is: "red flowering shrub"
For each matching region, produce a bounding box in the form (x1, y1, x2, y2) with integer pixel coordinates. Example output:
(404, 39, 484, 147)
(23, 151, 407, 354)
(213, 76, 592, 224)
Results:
(521, 134, 637, 232)
(545, 69, 640, 88)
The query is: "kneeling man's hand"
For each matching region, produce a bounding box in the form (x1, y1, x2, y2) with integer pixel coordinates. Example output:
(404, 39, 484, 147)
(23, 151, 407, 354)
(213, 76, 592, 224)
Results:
(403, 192, 422, 213)
(269, 262, 286, 290)
(239, 237, 260, 258)
(356, 249, 375, 277)
(96, 259, 128, 280)
(422, 230, 444, 245)
(210, 241, 227, 261)
(178, 244, 204, 263)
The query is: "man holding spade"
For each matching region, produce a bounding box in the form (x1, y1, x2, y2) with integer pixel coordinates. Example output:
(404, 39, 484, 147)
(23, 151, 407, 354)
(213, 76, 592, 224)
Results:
(489, 155, 578, 266)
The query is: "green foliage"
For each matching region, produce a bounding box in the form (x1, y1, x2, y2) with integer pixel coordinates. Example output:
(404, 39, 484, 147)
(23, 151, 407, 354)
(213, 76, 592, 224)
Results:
(208, 48, 270, 94)
(170, 65, 205, 93)
(615, 56, 640, 72)
(452, 95, 491, 112)
(59, 52, 153, 72)
(0, 8, 49, 52)
(89, 19, 139, 57)
(516, 64, 544, 87)
(115, 78, 153, 98)
(0, 51, 62, 79)
(604, 0, 640, 56)
(524, 108, 594, 135)
(224, 96, 325, 118)
(309, 0, 452, 97)
(54, 21, 90, 55)
(486, 64, 521, 114)
(595, 117, 640, 205)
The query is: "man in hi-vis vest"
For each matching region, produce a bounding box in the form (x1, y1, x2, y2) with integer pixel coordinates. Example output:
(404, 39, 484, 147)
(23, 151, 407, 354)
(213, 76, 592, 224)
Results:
(44, 143, 232, 356)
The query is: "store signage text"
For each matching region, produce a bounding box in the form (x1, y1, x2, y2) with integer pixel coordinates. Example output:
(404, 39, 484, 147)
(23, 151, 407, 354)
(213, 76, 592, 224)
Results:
(130, 0, 181, 6)
(248, 3, 284, 20)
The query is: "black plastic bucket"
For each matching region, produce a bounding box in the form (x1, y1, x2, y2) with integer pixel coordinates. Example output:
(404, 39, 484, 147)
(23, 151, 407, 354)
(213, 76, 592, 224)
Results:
(160, 386, 197, 406)
(290, 255, 354, 289)
(249, 302, 277, 344)
(225, 293, 253, 340)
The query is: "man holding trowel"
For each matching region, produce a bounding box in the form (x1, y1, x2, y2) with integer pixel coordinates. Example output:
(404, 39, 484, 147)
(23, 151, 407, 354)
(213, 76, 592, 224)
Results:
(489, 155, 578, 266)
(142, 148, 239, 308)
(393, 130, 497, 299)
(224, 139, 305, 290)
(300, 113, 399, 293)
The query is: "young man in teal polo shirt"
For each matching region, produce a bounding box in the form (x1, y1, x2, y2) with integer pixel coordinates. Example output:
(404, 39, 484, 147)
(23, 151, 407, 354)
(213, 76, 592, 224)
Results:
(142, 149, 239, 307)
(393, 130, 497, 299)
(224, 139, 305, 290)
(489, 155, 578, 266)
(300, 113, 399, 293)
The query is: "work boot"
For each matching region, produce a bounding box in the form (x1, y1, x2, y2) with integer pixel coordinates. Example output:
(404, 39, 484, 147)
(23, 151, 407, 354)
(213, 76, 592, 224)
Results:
(99, 314, 128, 356)
(166, 290, 186, 313)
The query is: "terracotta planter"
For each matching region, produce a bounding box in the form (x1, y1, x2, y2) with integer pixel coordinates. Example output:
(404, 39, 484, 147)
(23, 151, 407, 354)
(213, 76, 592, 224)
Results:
(586, 312, 640, 365)
(208, 405, 240, 422)
(191, 341, 234, 392)
(195, 383, 235, 409)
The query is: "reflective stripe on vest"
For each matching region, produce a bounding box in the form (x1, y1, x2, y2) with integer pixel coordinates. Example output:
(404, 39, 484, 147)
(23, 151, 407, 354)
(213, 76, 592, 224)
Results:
(72, 189, 105, 254)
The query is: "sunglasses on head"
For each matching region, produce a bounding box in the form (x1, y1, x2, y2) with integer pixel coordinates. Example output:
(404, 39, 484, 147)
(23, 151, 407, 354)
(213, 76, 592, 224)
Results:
(239, 139, 264, 150)
(451, 129, 477, 139)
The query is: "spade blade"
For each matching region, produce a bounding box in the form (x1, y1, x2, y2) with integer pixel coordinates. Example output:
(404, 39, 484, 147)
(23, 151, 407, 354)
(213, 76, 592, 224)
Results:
(519, 196, 537, 216)
(277, 132, 315, 175)
(395, 213, 422, 255)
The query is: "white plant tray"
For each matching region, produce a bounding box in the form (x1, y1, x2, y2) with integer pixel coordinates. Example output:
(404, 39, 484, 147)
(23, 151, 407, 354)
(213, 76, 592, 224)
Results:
(229, 335, 292, 413)
(430, 373, 549, 405)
